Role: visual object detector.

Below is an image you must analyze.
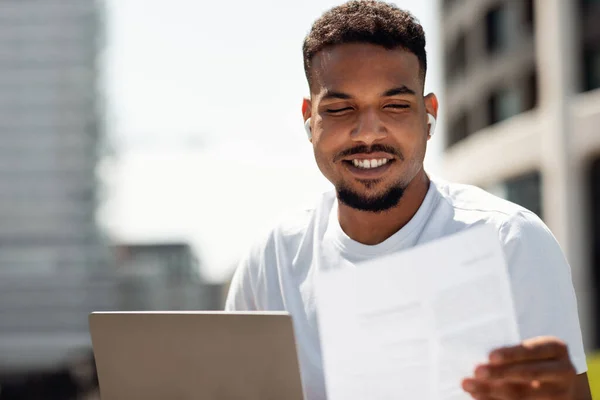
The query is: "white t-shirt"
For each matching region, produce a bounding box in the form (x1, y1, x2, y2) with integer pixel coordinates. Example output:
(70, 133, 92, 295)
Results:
(225, 177, 587, 400)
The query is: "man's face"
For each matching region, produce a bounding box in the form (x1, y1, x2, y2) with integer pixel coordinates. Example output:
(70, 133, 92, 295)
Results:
(303, 43, 436, 212)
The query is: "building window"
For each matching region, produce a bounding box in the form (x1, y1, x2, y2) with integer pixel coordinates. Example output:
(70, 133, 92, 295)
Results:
(584, 47, 600, 92)
(589, 157, 600, 348)
(444, 0, 459, 10)
(524, 70, 539, 111)
(505, 172, 542, 219)
(446, 33, 467, 81)
(524, 0, 535, 32)
(447, 111, 468, 148)
(486, 172, 543, 219)
(488, 88, 522, 125)
(486, 5, 510, 53)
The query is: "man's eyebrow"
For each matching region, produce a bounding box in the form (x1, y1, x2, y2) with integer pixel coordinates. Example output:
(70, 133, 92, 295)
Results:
(382, 86, 416, 97)
(321, 90, 353, 101)
(320, 86, 416, 100)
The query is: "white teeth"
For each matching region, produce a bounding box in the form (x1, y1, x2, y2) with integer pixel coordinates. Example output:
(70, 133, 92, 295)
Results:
(351, 158, 390, 169)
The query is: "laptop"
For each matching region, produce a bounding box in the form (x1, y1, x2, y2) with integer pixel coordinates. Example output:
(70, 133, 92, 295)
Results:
(89, 311, 305, 400)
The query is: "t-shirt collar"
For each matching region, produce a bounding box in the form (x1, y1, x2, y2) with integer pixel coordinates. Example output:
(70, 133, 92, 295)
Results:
(328, 179, 439, 257)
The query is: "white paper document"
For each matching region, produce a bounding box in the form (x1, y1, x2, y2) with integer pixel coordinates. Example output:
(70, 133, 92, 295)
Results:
(316, 225, 521, 400)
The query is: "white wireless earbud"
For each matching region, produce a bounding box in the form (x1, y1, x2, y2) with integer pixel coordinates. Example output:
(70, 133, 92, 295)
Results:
(304, 118, 312, 140)
(427, 113, 436, 137)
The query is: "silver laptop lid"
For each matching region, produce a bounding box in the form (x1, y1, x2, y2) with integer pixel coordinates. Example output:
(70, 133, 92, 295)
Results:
(89, 311, 305, 400)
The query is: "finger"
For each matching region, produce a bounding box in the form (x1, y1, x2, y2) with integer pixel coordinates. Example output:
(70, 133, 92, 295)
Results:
(462, 378, 494, 399)
(520, 382, 571, 400)
(488, 382, 551, 400)
(462, 379, 521, 400)
(484, 382, 530, 400)
(489, 337, 569, 365)
(464, 379, 569, 400)
(475, 360, 576, 384)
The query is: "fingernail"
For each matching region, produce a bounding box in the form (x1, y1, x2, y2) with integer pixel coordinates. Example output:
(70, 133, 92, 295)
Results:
(475, 366, 489, 379)
(463, 381, 476, 392)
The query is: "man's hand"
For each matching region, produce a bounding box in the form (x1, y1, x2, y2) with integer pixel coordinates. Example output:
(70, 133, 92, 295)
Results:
(461, 336, 584, 400)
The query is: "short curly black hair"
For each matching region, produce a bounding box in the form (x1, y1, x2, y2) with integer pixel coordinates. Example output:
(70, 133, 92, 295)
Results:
(303, 0, 427, 88)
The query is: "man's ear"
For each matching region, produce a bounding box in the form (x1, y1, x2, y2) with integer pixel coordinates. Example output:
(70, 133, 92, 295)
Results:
(302, 98, 311, 122)
(424, 93, 439, 140)
(302, 98, 313, 142)
(424, 93, 438, 119)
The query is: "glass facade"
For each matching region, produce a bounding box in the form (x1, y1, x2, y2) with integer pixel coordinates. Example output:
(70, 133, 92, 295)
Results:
(489, 172, 543, 219)
(505, 172, 542, 219)
(485, 4, 517, 54)
(524, 0, 534, 31)
(447, 111, 468, 148)
(446, 33, 467, 81)
(489, 87, 523, 125)
(581, 0, 600, 92)
(584, 48, 600, 92)
(590, 158, 600, 347)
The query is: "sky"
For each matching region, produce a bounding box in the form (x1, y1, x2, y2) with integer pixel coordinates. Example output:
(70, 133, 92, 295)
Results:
(99, 0, 444, 282)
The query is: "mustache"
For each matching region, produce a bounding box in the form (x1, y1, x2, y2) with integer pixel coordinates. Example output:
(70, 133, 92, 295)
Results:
(334, 144, 403, 163)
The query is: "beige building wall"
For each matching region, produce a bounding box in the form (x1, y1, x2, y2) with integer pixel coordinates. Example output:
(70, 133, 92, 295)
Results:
(440, 0, 600, 350)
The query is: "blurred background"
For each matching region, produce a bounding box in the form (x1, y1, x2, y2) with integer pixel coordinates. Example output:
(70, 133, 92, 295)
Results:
(0, 0, 597, 398)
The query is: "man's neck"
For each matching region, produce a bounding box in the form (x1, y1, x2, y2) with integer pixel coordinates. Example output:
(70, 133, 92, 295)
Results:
(337, 170, 430, 245)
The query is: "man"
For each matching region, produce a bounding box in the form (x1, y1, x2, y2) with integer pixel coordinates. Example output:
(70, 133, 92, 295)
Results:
(226, 1, 592, 399)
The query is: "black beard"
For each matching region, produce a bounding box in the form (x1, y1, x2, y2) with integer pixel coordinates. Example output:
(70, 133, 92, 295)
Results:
(337, 180, 406, 213)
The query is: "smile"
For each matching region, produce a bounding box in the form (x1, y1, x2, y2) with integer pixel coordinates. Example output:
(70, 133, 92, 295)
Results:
(351, 158, 389, 169)
(342, 157, 395, 179)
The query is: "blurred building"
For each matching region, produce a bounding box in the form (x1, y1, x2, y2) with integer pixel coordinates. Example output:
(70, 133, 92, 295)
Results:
(114, 242, 225, 311)
(0, 0, 114, 384)
(440, 0, 600, 350)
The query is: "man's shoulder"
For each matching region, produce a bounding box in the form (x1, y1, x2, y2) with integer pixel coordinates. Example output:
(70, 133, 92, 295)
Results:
(432, 177, 560, 259)
(434, 178, 529, 217)
(433, 177, 541, 228)
(226, 190, 334, 310)
(243, 190, 334, 261)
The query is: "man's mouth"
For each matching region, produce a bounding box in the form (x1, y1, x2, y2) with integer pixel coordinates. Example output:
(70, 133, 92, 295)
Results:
(341, 156, 396, 178)
(348, 158, 390, 169)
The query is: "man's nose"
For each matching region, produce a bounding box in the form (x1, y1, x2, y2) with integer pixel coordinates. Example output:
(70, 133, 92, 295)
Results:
(351, 108, 387, 144)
